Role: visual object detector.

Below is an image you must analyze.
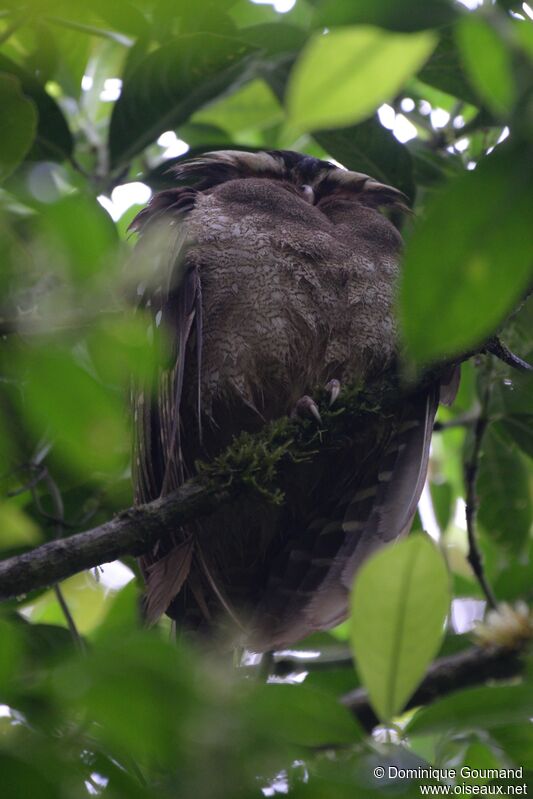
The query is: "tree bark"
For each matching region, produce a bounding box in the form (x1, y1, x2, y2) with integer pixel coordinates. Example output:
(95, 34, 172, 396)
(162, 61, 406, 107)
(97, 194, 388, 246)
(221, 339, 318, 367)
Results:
(0, 480, 229, 600)
(341, 645, 525, 731)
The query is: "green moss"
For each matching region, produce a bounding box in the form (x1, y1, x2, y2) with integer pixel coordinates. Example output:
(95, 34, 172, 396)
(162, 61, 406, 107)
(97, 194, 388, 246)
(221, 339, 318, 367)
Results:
(194, 378, 398, 505)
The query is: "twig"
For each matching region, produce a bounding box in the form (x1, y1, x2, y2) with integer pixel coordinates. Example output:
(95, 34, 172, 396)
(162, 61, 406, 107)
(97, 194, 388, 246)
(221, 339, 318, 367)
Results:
(41, 471, 86, 654)
(433, 410, 479, 432)
(342, 645, 524, 732)
(463, 379, 497, 610)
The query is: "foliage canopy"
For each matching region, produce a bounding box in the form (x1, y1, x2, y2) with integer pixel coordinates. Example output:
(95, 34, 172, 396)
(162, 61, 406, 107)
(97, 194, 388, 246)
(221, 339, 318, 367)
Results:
(1, 0, 533, 796)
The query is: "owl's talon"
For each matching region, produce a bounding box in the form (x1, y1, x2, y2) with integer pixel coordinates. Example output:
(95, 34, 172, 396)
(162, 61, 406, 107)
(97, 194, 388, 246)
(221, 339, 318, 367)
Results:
(325, 379, 341, 406)
(292, 395, 322, 424)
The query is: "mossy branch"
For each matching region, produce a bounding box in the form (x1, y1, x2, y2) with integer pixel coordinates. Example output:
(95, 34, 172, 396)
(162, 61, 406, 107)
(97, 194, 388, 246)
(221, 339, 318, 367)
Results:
(0, 375, 410, 602)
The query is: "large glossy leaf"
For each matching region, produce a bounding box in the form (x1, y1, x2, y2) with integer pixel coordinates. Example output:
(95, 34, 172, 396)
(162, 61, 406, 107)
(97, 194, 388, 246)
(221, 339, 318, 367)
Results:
(0, 74, 37, 182)
(109, 33, 255, 168)
(248, 684, 363, 747)
(418, 29, 481, 107)
(497, 416, 533, 460)
(457, 15, 516, 117)
(476, 426, 531, 556)
(0, 54, 72, 162)
(400, 144, 533, 364)
(407, 684, 533, 735)
(238, 22, 307, 55)
(286, 27, 436, 133)
(349, 534, 450, 722)
(314, 117, 415, 201)
(315, 0, 457, 33)
(192, 78, 283, 137)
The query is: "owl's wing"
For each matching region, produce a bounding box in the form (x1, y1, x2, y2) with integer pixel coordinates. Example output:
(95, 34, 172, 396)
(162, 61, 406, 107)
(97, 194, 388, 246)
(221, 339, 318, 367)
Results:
(131, 187, 201, 504)
(251, 386, 440, 649)
(131, 188, 204, 620)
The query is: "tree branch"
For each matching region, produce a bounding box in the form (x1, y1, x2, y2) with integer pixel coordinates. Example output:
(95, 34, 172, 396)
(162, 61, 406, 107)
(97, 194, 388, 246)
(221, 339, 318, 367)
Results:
(0, 480, 229, 601)
(341, 645, 525, 731)
(0, 335, 529, 603)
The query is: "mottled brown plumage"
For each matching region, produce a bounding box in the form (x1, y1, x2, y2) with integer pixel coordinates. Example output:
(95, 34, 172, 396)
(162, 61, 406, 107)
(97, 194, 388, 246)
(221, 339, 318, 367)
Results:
(131, 149, 448, 651)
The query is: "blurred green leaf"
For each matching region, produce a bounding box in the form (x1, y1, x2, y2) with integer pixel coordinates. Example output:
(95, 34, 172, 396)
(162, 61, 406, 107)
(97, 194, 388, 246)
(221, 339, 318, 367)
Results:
(0, 752, 59, 799)
(0, 617, 23, 688)
(193, 78, 283, 138)
(92, 579, 138, 642)
(476, 426, 531, 556)
(0, 53, 73, 162)
(430, 480, 454, 532)
(418, 29, 481, 106)
(87, 314, 162, 386)
(409, 139, 464, 190)
(16, 343, 128, 477)
(491, 723, 533, 768)
(109, 34, 255, 168)
(25, 572, 110, 634)
(496, 415, 533, 460)
(408, 684, 533, 735)
(400, 144, 533, 364)
(248, 684, 363, 747)
(349, 534, 450, 722)
(40, 194, 118, 282)
(0, 501, 42, 550)
(238, 22, 307, 55)
(0, 74, 38, 182)
(457, 15, 516, 117)
(315, 116, 415, 201)
(286, 27, 436, 133)
(315, 0, 457, 33)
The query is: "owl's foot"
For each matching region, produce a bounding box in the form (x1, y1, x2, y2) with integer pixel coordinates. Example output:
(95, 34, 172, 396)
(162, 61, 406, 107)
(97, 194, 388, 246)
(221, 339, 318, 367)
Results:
(325, 378, 341, 406)
(291, 380, 341, 424)
(291, 395, 322, 424)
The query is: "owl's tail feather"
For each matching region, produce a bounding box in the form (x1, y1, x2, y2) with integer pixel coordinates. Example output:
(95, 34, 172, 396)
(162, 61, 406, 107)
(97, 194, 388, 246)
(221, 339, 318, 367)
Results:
(250, 386, 440, 650)
(143, 537, 194, 626)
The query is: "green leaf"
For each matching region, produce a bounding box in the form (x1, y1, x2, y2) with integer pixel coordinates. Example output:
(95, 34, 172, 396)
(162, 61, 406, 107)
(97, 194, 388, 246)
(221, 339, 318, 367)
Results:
(286, 27, 437, 133)
(349, 534, 450, 722)
(0, 617, 23, 689)
(418, 29, 481, 107)
(0, 501, 42, 550)
(315, 0, 457, 33)
(192, 78, 284, 137)
(476, 426, 531, 556)
(25, 572, 110, 635)
(40, 194, 118, 282)
(0, 74, 37, 182)
(0, 54, 73, 162)
(400, 144, 533, 364)
(491, 723, 533, 769)
(430, 480, 454, 532)
(314, 116, 415, 201)
(16, 344, 128, 477)
(407, 684, 533, 736)
(239, 22, 307, 55)
(457, 16, 516, 117)
(248, 684, 363, 747)
(109, 33, 255, 168)
(497, 415, 533, 460)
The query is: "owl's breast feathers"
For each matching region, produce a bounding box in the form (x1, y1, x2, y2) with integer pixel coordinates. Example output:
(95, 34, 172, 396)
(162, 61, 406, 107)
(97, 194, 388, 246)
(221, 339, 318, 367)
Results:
(131, 150, 453, 650)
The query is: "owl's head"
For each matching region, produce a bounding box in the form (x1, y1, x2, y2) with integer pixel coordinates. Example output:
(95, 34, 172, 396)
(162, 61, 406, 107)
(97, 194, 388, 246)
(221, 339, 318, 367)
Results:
(171, 149, 408, 212)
